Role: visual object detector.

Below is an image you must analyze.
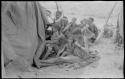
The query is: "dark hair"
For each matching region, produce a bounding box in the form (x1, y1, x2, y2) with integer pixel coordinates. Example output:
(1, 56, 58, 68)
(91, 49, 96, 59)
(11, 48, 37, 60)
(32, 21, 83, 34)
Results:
(63, 16, 68, 19)
(56, 11, 62, 15)
(89, 17, 94, 22)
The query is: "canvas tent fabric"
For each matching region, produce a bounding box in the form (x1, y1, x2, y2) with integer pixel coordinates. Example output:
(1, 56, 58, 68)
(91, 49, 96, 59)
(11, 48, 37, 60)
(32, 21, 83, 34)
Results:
(118, 7, 123, 38)
(2, 1, 48, 75)
(2, 43, 6, 77)
(113, 6, 123, 45)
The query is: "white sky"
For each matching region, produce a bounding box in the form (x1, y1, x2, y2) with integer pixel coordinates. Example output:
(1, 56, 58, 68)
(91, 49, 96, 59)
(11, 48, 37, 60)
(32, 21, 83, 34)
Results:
(39, 1, 123, 18)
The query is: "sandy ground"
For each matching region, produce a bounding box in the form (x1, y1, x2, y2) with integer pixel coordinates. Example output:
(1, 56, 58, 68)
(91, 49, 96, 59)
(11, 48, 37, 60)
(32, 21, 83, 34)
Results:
(5, 38, 124, 78)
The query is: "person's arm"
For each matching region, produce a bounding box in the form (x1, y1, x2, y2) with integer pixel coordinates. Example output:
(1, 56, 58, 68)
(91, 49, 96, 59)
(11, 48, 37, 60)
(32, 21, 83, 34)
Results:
(62, 23, 72, 32)
(45, 39, 58, 44)
(56, 45, 66, 57)
(42, 46, 53, 60)
(74, 41, 86, 50)
(93, 25, 98, 38)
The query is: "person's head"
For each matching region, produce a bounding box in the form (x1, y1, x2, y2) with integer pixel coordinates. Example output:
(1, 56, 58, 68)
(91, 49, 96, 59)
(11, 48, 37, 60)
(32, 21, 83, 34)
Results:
(63, 16, 68, 22)
(63, 16, 68, 19)
(88, 17, 94, 24)
(68, 37, 74, 45)
(45, 10, 51, 16)
(56, 11, 62, 20)
(80, 19, 87, 25)
(61, 16, 68, 26)
(71, 17, 77, 23)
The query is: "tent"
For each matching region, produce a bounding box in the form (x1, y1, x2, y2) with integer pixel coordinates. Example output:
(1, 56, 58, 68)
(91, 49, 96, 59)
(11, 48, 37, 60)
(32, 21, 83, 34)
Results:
(1, 1, 48, 77)
(113, 6, 123, 46)
(118, 7, 123, 38)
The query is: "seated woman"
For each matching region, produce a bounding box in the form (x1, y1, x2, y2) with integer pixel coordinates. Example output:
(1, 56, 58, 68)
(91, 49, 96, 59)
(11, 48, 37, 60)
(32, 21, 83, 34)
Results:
(78, 18, 88, 28)
(87, 17, 99, 43)
(60, 16, 69, 33)
(54, 10, 63, 22)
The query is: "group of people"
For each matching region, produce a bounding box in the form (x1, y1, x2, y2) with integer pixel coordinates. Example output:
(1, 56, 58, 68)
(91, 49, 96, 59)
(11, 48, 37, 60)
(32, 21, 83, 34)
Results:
(2, 2, 123, 77)
(34, 10, 99, 68)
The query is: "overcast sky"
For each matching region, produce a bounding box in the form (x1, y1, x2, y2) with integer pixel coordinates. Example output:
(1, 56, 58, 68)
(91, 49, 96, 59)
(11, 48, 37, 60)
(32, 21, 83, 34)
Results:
(39, 1, 123, 18)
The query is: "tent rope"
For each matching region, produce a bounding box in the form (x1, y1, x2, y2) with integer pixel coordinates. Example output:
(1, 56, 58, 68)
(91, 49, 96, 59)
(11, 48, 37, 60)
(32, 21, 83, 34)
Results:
(105, 2, 118, 25)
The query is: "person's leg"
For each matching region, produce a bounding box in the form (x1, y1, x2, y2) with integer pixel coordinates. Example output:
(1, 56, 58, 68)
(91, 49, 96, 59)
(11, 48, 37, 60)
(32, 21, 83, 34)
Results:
(42, 46, 53, 60)
(60, 51, 71, 57)
(33, 42, 46, 68)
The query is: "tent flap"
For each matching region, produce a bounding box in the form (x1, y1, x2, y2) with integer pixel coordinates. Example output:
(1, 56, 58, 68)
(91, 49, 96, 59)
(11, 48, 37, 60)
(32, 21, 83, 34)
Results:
(2, 2, 47, 73)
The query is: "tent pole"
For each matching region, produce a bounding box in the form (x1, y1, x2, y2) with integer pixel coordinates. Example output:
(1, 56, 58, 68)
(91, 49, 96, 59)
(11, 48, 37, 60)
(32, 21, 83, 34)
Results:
(55, 1, 59, 12)
(95, 2, 118, 43)
(59, 3, 64, 16)
(55, 2, 64, 16)
(105, 2, 118, 25)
